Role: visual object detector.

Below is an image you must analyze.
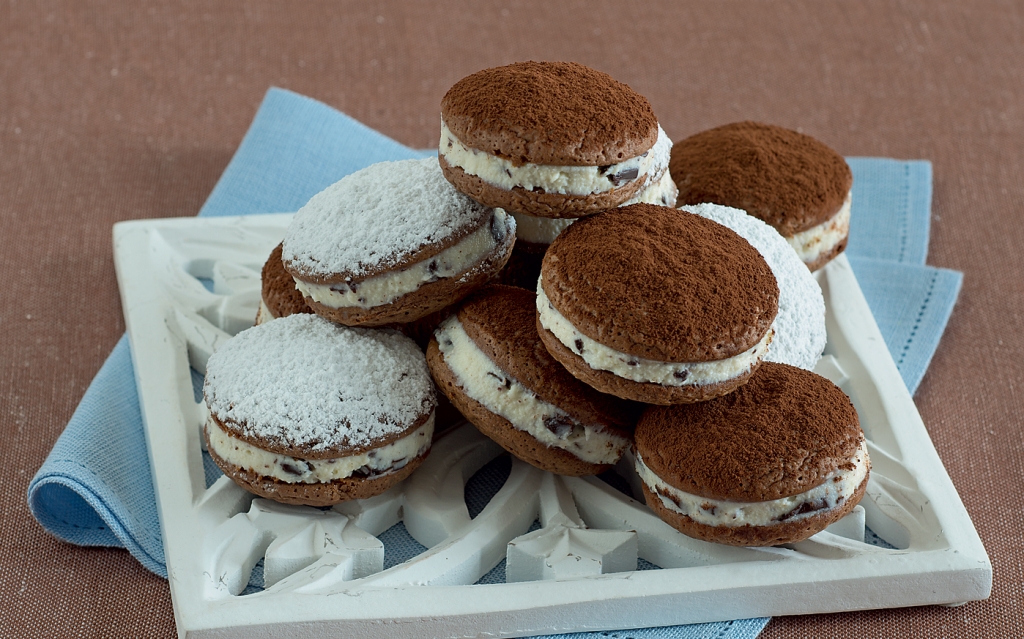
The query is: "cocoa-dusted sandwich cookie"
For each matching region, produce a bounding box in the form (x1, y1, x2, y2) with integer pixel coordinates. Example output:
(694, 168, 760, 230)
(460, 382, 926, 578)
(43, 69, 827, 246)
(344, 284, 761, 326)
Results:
(537, 203, 779, 405)
(427, 285, 638, 476)
(255, 242, 314, 325)
(669, 121, 853, 270)
(282, 157, 516, 327)
(439, 61, 673, 219)
(203, 313, 436, 506)
(634, 362, 870, 546)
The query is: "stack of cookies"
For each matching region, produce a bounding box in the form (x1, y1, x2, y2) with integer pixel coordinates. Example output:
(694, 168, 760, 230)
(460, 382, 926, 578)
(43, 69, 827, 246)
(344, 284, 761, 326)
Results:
(206, 60, 868, 549)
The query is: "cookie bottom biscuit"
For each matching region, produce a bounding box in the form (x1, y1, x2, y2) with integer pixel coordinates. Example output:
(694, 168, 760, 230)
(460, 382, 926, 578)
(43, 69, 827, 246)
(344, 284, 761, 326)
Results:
(641, 475, 868, 546)
(440, 155, 649, 219)
(805, 234, 849, 272)
(207, 432, 426, 507)
(303, 228, 514, 327)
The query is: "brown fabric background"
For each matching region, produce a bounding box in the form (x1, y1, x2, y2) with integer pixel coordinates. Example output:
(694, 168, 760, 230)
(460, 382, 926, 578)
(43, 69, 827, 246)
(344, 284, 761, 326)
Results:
(1, 1, 1021, 637)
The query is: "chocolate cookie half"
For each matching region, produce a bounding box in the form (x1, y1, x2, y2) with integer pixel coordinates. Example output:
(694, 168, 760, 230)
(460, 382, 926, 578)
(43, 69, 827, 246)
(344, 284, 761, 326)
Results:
(282, 157, 516, 326)
(669, 121, 853, 270)
(255, 242, 314, 325)
(634, 362, 870, 546)
(537, 203, 780, 405)
(203, 314, 436, 506)
(427, 285, 637, 476)
(439, 61, 673, 219)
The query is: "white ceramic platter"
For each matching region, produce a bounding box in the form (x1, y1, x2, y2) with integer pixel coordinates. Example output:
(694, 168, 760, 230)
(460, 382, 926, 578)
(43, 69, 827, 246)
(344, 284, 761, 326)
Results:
(113, 213, 991, 639)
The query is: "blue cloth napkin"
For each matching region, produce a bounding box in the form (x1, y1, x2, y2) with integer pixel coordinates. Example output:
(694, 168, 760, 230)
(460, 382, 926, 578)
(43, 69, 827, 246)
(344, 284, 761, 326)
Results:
(27, 87, 962, 639)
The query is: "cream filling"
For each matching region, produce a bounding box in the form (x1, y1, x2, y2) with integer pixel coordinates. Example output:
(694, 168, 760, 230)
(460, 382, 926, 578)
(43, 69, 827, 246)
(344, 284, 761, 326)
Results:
(509, 170, 680, 245)
(440, 120, 672, 197)
(623, 166, 680, 207)
(255, 299, 275, 325)
(509, 210, 576, 245)
(536, 283, 774, 386)
(787, 192, 852, 263)
(294, 210, 512, 309)
(435, 315, 628, 465)
(636, 439, 868, 528)
(206, 413, 434, 484)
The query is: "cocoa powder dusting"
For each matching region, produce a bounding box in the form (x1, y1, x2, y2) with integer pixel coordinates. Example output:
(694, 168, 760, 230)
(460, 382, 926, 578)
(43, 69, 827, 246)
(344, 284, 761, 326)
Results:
(669, 121, 852, 235)
(635, 362, 862, 502)
(541, 204, 779, 362)
(441, 61, 658, 166)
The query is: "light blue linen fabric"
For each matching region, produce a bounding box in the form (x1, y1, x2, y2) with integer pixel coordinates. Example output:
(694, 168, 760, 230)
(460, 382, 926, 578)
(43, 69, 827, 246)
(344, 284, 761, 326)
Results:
(27, 87, 962, 639)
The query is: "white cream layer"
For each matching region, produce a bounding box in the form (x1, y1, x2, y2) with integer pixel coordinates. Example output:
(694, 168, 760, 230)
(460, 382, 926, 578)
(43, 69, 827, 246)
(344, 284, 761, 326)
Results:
(435, 315, 628, 465)
(536, 283, 774, 386)
(294, 210, 512, 310)
(255, 299, 275, 326)
(623, 166, 680, 207)
(787, 191, 852, 264)
(440, 120, 672, 197)
(207, 413, 434, 484)
(636, 439, 868, 528)
(509, 170, 680, 245)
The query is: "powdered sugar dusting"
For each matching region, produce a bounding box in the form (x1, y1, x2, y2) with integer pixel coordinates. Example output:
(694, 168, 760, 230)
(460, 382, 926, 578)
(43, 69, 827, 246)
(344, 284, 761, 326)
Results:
(204, 314, 436, 453)
(682, 203, 826, 370)
(282, 157, 491, 279)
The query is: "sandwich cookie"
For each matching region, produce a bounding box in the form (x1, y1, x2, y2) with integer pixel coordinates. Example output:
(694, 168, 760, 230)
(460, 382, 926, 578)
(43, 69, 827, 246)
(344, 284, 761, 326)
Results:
(427, 285, 637, 476)
(255, 242, 314, 325)
(537, 203, 779, 405)
(282, 157, 516, 327)
(203, 313, 436, 506)
(260, 239, 452, 351)
(669, 121, 853, 270)
(634, 362, 869, 546)
(683, 203, 826, 371)
(439, 61, 673, 219)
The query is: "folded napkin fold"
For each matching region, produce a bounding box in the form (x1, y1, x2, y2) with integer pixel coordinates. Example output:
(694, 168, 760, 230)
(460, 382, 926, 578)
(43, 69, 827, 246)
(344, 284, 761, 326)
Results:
(27, 88, 962, 639)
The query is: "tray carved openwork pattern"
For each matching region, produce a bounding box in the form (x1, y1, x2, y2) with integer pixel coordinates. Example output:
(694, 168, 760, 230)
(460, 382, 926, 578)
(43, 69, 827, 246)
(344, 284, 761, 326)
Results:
(113, 214, 990, 639)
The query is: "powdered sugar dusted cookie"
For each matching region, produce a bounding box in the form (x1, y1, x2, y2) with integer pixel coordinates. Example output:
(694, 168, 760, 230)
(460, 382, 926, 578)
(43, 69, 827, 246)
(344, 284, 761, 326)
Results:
(537, 204, 779, 405)
(439, 61, 673, 219)
(635, 362, 869, 546)
(203, 314, 436, 506)
(427, 285, 638, 476)
(670, 121, 852, 270)
(282, 157, 516, 327)
(683, 202, 826, 370)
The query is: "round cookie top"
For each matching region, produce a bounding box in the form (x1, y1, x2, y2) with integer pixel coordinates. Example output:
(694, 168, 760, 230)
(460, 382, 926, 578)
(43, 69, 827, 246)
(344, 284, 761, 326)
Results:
(636, 362, 862, 502)
(541, 204, 779, 362)
(669, 121, 853, 236)
(455, 285, 638, 432)
(283, 157, 493, 284)
(441, 61, 659, 167)
(204, 314, 436, 458)
(682, 202, 826, 371)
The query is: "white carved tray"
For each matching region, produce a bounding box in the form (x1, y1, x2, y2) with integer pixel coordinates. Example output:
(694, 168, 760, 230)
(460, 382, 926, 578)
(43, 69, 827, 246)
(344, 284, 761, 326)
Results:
(113, 213, 991, 639)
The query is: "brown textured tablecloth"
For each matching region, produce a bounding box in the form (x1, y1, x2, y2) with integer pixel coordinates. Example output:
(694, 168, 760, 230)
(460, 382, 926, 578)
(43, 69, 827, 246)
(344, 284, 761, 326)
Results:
(2, 1, 1021, 637)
